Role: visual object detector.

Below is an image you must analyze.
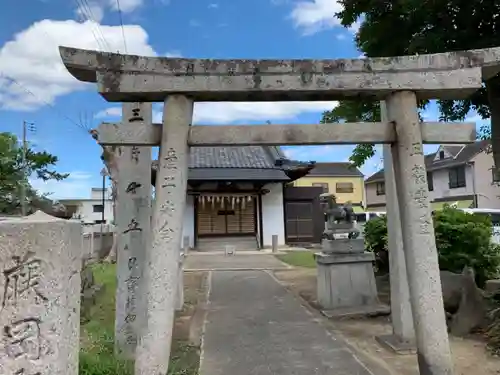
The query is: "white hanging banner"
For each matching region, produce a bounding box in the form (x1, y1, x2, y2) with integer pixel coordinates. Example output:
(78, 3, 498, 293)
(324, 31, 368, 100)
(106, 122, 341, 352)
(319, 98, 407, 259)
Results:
(221, 197, 225, 209)
(231, 197, 235, 209)
(242, 196, 246, 210)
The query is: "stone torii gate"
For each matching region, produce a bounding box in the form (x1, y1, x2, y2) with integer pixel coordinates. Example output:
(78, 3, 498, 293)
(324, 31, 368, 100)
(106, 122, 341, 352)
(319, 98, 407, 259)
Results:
(59, 46, 500, 375)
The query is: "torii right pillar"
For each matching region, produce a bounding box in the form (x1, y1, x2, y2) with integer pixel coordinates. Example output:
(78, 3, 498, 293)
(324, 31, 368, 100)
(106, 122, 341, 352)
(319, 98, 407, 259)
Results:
(388, 91, 452, 375)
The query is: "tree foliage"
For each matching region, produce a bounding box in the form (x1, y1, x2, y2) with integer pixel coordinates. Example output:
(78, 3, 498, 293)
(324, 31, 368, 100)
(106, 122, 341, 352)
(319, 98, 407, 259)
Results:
(0, 132, 68, 214)
(324, 0, 500, 169)
(364, 207, 500, 286)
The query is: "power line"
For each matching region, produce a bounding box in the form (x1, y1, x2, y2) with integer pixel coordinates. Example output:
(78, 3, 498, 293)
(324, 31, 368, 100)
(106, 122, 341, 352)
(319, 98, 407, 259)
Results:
(2, 73, 90, 134)
(73, 0, 112, 52)
(79, 0, 111, 50)
(115, 0, 128, 53)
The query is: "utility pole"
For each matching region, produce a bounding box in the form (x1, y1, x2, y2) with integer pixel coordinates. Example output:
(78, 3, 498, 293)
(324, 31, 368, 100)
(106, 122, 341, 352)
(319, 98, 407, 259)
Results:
(100, 168, 108, 250)
(20, 121, 35, 216)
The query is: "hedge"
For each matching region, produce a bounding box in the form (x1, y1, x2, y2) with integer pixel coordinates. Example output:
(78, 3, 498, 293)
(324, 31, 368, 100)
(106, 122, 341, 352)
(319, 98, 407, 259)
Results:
(364, 206, 500, 287)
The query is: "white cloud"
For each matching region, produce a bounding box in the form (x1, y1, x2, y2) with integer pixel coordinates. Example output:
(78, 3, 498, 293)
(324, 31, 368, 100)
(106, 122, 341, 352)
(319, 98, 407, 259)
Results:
(208, 3, 219, 8)
(95, 107, 122, 118)
(164, 50, 182, 57)
(0, 19, 156, 111)
(192, 101, 338, 123)
(99, 101, 338, 125)
(76, 1, 105, 23)
(76, 0, 146, 21)
(30, 171, 93, 199)
(108, 0, 144, 12)
(290, 0, 360, 35)
(152, 101, 338, 125)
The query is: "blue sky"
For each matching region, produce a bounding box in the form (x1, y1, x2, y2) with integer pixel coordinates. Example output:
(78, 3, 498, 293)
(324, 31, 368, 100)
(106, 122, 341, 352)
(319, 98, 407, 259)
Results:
(0, 0, 489, 199)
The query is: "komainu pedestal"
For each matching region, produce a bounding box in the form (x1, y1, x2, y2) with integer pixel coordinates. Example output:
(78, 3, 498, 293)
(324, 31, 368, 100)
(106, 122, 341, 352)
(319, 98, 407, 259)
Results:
(316, 194, 388, 317)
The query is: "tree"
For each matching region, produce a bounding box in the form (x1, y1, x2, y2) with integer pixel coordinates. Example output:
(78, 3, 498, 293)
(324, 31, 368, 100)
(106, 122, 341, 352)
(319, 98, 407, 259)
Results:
(91, 129, 119, 263)
(0, 132, 68, 215)
(323, 0, 500, 168)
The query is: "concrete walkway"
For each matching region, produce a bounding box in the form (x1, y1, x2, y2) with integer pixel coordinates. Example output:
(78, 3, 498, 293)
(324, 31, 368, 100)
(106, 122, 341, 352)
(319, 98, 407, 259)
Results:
(200, 270, 378, 375)
(185, 253, 291, 271)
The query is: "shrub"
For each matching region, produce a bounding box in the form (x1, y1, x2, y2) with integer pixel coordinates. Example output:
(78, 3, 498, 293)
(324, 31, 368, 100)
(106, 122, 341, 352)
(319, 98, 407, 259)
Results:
(363, 216, 389, 274)
(434, 207, 500, 286)
(363, 206, 500, 286)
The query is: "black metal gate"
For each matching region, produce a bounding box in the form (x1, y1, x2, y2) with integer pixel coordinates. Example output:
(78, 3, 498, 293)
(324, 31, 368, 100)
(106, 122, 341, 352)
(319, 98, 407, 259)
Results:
(283, 187, 324, 244)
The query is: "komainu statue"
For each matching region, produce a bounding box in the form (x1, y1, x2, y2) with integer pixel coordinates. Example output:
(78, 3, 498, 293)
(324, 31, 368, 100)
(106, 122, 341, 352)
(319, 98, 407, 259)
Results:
(319, 193, 359, 240)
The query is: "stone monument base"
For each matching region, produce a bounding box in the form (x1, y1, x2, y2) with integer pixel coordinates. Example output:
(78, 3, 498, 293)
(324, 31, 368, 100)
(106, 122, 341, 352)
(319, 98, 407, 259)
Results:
(315, 252, 387, 315)
(375, 334, 416, 355)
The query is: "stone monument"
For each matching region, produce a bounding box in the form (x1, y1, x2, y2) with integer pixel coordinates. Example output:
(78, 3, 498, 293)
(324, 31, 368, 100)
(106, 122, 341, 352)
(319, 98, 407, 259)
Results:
(315, 193, 388, 317)
(0, 211, 81, 375)
(114, 102, 152, 358)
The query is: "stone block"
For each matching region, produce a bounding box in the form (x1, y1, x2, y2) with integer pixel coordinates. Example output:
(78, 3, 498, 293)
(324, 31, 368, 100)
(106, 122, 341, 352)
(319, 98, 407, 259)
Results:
(0, 211, 82, 375)
(321, 238, 365, 254)
(375, 334, 416, 355)
(315, 252, 380, 311)
(485, 279, 500, 294)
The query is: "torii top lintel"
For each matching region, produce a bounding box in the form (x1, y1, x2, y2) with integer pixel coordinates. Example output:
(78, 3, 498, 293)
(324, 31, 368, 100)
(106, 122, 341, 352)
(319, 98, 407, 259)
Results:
(59, 46, 500, 102)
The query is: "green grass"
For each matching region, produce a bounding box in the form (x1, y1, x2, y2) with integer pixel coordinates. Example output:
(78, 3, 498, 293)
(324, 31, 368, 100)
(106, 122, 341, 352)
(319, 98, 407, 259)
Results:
(276, 251, 316, 268)
(80, 263, 199, 375)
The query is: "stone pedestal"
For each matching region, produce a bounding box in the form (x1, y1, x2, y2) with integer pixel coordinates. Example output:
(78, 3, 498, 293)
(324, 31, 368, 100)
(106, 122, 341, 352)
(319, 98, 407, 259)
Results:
(0, 211, 81, 375)
(321, 238, 364, 254)
(315, 245, 389, 317)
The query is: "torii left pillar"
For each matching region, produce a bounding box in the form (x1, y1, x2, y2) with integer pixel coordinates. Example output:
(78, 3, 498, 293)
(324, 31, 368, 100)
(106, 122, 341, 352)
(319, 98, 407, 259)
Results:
(114, 102, 152, 358)
(135, 95, 193, 375)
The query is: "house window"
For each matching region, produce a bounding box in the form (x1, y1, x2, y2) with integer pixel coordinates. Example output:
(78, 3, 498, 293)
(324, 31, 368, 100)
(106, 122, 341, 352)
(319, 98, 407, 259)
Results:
(336, 182, 354, 193)
(93, 204, 104, 213)
(427, 172, 434, 191)
(376, 182, 385, 196)
(448, 166, 466, 189)
(312, 183, 329, 193)
(492, 167, 500, 184)
(439, 150, 445, 160)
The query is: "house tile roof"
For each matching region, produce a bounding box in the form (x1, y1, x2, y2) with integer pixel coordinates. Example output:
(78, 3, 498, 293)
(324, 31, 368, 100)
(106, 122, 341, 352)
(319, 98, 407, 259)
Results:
(189, 146, 281, 169)
(151, 146, 311, 182)
(365, 140, 490, 183)
(304, 162, 364, 177)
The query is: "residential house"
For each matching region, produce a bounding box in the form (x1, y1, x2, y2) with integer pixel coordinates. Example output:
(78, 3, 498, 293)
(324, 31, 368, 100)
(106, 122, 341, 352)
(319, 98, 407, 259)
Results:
(59, 187, 114, 224)
(290, 162, 365, 211)
(151, 146, 318, 250)
(365, 140, 500, 211)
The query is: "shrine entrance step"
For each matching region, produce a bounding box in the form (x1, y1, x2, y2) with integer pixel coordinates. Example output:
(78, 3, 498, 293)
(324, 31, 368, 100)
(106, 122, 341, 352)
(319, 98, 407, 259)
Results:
(196, 236, 258, 252)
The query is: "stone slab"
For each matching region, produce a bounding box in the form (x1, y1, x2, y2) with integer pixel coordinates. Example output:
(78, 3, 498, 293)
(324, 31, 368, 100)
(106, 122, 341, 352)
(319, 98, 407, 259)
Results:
(321, 304, 391, 319)
(0, 211, 81, 375)
(375, 334, 417, 355)
(315, 251, 375, 264)
(200, 270, 375, 375)
(485, 279, 500, 293)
